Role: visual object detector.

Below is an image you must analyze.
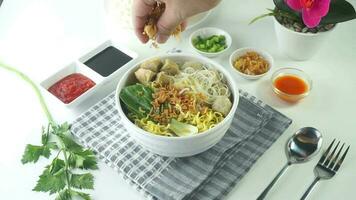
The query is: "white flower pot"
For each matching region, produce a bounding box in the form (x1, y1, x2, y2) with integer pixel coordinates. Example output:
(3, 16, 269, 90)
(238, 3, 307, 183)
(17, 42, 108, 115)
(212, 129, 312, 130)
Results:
(274, 18, 334, 61)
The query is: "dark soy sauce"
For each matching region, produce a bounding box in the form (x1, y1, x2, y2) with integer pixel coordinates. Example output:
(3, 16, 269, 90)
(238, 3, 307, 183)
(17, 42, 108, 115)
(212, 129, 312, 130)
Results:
(84, 46, 133, 77)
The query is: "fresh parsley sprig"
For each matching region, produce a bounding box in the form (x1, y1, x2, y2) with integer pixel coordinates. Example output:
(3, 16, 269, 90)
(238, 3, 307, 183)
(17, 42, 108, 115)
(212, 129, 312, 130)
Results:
(0, 61, 98, 200)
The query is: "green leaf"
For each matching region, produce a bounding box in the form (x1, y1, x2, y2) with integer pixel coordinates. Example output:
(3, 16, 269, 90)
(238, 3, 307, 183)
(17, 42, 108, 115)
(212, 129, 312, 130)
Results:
(249, 12, 275, 25)
(70, 173, 94, 190)
(47, 142, 59, 150)
(119, 84, 153, 118)
(33, 167, 66, 194)
(68, 152, 84, 169)
(60, 122, 71, 132)
(21, 144, 51, 164)
(55, 189, 72, 200)
(69, 150, 98, 170)
(273, 0, 301, 18)
(60, 134, 83, 153)
(79, 150, 98, 170)
(71, 190, 91, 200)
(321, 0, 356, 24)
(53, 123, 71, 136)
(48, 158, 65, 175)
(41, 125, 49, 145)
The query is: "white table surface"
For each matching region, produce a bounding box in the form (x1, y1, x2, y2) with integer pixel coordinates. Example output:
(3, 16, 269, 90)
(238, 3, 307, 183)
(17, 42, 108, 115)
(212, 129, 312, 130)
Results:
(0, 0, 355, 199)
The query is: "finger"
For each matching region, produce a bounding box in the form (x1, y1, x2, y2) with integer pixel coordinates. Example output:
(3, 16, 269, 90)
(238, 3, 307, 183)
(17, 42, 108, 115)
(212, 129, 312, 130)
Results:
(134, 15, 149, 43)
(180, 20, 187, 32)
(132, 0, 155, 43)
(156, 4, 183, 43)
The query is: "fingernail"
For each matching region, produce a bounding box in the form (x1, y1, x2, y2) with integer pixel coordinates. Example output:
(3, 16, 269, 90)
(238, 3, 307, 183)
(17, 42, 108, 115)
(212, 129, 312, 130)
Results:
(157, 34, 169, 44)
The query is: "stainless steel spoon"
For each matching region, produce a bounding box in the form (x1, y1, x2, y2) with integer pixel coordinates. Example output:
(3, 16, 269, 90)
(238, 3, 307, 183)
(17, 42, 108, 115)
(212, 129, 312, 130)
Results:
(257, 127, 322, 200)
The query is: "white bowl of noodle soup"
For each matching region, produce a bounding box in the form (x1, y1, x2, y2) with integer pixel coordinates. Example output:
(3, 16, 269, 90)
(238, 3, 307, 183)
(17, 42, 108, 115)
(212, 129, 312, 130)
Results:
(115, 53, 239, 157)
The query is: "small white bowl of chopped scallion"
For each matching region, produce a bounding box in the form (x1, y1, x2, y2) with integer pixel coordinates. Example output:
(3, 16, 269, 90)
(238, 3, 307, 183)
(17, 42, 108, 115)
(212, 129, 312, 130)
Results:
(190, 27, 232, 58)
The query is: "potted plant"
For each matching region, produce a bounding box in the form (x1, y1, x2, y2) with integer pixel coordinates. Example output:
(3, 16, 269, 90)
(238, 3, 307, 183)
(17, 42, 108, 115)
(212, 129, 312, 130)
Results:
(251, 0, 356, 60)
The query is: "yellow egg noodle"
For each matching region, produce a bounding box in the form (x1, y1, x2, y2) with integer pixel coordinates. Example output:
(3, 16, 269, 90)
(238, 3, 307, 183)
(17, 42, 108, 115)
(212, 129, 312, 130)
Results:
(132, 108, 224, 136)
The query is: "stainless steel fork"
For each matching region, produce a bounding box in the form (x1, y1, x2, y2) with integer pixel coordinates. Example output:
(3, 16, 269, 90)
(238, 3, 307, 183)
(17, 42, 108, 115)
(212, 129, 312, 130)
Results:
(301, 139, 350, 200)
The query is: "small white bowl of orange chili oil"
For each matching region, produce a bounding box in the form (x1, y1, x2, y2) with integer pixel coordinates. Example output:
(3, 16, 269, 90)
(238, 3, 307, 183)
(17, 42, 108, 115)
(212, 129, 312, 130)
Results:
(271, 68, 312, 102)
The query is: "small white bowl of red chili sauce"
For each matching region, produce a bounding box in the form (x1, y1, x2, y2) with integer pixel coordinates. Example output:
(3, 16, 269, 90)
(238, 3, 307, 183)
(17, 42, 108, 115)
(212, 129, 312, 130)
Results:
(40, 62, 101, 107)
(271, 67, 312, 102)
(40, 40, 137, 107)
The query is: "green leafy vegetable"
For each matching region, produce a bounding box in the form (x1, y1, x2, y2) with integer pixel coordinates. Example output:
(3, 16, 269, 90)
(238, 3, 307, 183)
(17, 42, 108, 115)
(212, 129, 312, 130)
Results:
(70, 173, 94, 189)
(54, 189, 93, 200)
(33, 162, 67, 194)
(68, 150, 98, 170)
(169, 119, 198, 137)
(72, 190, 92, 200)
(55, 189, 72, 200)
(120, 83, 153, 118)
(21, 144, 51, 164)
(0, 61, 98, 200)
(59, 133, 85, 152)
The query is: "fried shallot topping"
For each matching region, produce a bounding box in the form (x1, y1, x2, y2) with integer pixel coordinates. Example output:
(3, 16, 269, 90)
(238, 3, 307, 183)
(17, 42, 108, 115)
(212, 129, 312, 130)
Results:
(144, 2, 182, 48)
(150, 85, 208, 125)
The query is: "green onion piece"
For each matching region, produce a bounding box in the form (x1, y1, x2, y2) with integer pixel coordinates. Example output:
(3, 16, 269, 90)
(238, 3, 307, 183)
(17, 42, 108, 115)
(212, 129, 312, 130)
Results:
(193, 34, 227, 53)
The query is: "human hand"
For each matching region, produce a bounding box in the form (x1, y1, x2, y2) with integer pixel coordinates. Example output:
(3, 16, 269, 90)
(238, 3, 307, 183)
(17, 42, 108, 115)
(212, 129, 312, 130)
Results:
(133, 0, 221, 44)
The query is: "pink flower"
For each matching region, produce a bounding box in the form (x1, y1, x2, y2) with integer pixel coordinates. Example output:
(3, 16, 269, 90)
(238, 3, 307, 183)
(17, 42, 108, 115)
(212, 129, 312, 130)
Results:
(285, 0, 331, 28)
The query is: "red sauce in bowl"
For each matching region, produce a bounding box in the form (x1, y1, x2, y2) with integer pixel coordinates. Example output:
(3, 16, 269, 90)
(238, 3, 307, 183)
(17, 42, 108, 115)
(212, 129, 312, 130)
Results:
(273, 74, 309, 102)
(48, 73, 95, 104)
(274, 75, 308, 95)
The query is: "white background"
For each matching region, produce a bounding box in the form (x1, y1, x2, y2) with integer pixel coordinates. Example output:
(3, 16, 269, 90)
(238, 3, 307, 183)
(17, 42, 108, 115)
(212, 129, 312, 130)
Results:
(0, 0, 355, 199)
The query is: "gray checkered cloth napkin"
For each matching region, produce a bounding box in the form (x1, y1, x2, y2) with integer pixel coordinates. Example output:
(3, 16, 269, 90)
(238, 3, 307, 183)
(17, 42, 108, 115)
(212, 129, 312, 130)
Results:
(71, 90, 292, 200)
